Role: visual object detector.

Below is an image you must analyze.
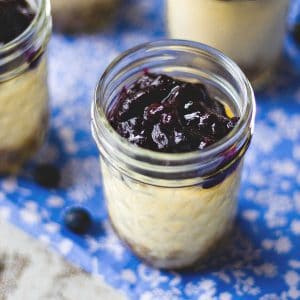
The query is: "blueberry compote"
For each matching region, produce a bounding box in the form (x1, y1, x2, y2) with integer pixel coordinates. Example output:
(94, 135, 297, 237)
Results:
(0, 0, 35, 45)
(109, 72, 239, 153)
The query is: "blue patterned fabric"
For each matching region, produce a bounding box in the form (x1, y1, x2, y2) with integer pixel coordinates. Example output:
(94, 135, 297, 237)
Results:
(1, 1, 300, 299)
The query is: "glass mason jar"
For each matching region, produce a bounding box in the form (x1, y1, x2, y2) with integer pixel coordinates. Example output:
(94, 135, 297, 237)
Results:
(51, 0, 119, 32)
(167, 0, 290, 88)
(91, 40, 256, 269)
(0, 0, 52, 173)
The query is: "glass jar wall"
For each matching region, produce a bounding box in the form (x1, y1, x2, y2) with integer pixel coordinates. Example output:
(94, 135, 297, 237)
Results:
(0, 0, 52, 173)
(167, 0, 290, 88)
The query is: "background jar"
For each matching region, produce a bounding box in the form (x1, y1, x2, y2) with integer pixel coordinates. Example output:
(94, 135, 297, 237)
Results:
(0, 0, 52, 173)
(167, 0, 290, 88)
(51, 0, 119, 32)
(91, 40, 256, 269)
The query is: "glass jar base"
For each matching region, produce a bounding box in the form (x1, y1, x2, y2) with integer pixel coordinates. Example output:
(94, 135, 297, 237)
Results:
(109, 214, 234, 270)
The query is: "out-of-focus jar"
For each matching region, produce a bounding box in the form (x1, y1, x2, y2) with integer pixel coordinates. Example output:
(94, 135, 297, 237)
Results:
(0, 0, 52, 173)
(91, 40, 255, 269)
(51, 0, 119, 32)
(167, 0, 290, 88)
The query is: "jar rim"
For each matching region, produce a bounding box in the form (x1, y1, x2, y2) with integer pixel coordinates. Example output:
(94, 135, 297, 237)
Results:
(0, 0, 50, 53)
(92, 39, 256, 166)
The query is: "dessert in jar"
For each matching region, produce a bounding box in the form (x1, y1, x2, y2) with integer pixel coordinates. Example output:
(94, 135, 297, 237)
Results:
(50, 0, 119, 32)
(0, 0, 52, 173)
(167, 0, 290, 87)
(91, 40, 256, 269)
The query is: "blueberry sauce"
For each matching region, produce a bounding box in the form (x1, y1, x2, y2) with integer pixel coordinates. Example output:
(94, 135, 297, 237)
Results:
(0, 0, 35, 45)
(109, 72, 239, 153)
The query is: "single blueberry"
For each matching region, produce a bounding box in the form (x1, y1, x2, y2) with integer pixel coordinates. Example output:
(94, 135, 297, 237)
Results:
(292, 23, 300, 45)
(34, 164, 61, 188)
(64, 207, 92, 235)
(143, 103, 164, 122)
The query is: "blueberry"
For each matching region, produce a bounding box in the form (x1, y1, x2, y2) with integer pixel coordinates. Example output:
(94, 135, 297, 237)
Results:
(292, 23, 300, 46)
(64, 207, 92, 235)
(143, 103, 164, 122)
(34, 164, 61, 188)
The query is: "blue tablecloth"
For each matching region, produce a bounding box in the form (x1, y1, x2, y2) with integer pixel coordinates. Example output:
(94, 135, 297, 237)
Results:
(1, 1, 300, 299)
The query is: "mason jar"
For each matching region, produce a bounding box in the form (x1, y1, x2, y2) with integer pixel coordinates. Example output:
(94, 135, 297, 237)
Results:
(0, 0, 52, 173)
(91, 40, 256, 269)
(167, 0, 290, 88)
(51, 0, 119, 32)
